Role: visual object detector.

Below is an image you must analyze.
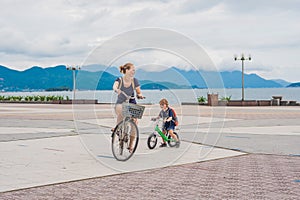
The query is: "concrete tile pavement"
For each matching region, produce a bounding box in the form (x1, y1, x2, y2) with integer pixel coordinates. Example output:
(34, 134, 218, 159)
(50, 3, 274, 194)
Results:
(1, 154, 299, 199)
(0, 131, 245, 192)
(0, 103, 300, 199)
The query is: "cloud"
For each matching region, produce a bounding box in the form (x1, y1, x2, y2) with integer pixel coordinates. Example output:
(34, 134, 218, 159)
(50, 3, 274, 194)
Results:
(174, 0, 222, 14)
(0, 0, 300, 81)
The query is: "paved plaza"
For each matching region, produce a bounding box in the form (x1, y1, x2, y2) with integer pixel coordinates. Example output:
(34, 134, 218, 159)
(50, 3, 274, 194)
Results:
(0, 103, 299, 199)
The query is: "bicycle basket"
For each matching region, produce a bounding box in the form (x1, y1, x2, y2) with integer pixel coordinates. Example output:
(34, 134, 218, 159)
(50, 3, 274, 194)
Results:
(122, 103, 145, 119)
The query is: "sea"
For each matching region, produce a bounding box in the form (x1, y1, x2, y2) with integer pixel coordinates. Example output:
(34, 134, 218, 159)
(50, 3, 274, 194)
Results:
(1, 88, 300, 105)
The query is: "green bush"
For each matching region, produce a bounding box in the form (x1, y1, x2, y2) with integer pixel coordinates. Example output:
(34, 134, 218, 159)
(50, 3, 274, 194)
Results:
(220, 95, 232, 101)
(0, 95, 70, 102)
(46, 95, 54, 101)
(197, 96, 207, 103)
(40, 96, 46, 101)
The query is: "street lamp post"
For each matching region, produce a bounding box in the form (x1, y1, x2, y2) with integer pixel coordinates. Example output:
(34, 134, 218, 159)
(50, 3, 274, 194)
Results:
(234, 54, 251, 101)
(66, 66, 80, 100)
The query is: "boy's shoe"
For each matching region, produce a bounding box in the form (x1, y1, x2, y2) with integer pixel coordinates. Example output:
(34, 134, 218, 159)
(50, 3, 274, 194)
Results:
(159, 143, 167, 148)
(175, 141, 180, 148)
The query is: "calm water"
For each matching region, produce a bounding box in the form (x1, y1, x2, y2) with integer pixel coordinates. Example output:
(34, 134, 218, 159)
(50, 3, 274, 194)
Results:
(2, 88, 300, 105)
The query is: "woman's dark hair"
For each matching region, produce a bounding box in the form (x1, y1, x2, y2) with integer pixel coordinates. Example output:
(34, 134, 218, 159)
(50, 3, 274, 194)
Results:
(119, 63, 133, 74)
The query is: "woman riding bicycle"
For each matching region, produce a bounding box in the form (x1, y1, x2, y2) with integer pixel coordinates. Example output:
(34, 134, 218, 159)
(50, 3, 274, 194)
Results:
(112, 63, 145, 152)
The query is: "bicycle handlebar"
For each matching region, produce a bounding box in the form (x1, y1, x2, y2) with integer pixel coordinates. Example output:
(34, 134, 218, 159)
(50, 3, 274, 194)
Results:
(151, 118, 165, 125)
(120, 90, 146, 100)
(120, 91, 134, 100)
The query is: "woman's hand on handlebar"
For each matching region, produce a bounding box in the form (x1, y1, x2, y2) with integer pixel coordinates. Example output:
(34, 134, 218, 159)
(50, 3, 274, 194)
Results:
(137, 94, 145, 99)
(115, 89, 121, 95)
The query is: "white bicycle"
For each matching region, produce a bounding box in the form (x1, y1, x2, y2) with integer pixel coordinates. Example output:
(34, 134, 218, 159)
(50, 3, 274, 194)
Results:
(111, 91, 145, 161)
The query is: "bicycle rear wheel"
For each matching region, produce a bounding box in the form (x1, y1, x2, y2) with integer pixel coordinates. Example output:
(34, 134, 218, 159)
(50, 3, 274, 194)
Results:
(168, 132, 179, 147)
(111, 119, 139, 161)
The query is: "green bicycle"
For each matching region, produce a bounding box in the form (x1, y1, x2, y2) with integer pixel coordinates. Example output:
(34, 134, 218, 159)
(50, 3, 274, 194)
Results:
(147, 118, 180, 149)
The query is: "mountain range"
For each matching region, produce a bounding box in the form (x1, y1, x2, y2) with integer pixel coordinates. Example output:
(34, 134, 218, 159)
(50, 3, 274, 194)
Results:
(0, 65, 298, 92)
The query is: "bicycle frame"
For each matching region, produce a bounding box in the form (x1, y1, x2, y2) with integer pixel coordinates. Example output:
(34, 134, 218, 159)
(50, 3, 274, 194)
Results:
(154, 125, 173, 142)
(152, 120, 177, 143)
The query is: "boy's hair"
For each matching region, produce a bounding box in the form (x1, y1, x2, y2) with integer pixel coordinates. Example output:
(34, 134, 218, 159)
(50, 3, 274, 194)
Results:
(159, 98, 169, 106)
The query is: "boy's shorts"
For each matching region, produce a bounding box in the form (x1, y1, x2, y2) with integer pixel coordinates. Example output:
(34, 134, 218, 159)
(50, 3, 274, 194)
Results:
(163, 122, 175, 131)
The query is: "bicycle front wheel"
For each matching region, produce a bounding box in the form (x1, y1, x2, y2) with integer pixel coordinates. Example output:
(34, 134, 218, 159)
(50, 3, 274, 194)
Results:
(147, 133, 158, 149)
(111, 119, 139, 161)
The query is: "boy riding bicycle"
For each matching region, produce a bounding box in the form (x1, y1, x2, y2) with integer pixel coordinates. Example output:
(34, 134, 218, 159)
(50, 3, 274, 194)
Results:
(152, 98, 180, 148)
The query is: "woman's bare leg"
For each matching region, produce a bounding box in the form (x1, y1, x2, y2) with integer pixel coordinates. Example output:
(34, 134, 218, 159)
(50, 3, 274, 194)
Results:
(115, 104, 123, 124)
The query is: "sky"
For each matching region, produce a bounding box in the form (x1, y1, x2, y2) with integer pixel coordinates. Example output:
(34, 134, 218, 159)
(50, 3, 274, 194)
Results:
(0, 0, 300, 82)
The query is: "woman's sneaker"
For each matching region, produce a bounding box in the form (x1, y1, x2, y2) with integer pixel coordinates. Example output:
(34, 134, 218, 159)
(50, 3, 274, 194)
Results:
(159, 143, 167, 148)
(175, 141, 180, 148)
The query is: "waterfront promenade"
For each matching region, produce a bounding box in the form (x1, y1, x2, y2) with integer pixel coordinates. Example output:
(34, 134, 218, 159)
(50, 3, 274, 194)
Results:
(0, 103, 299, 199)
